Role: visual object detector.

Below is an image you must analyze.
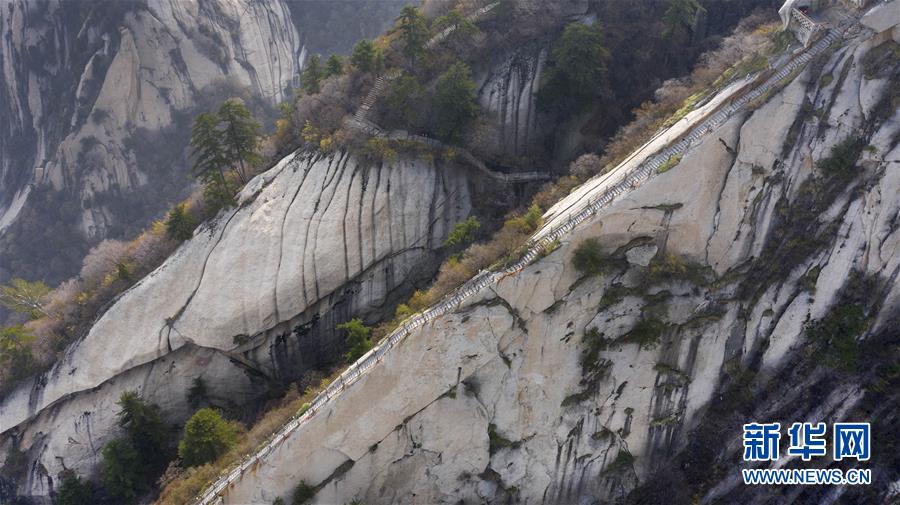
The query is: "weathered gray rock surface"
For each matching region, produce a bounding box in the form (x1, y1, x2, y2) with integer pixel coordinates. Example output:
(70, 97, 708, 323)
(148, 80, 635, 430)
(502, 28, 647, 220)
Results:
(211, 27, 900, 505)
(0, 150, 471, 498)
(0, 0, 406, 285)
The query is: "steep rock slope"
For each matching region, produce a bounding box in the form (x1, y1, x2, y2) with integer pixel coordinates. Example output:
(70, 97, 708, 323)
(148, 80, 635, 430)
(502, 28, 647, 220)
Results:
(473, 41, 547, 164)
(0, 0, 408, 287)
(208, 22, 900, 505)
(0, 150, 471, 498)
(0, 0, 302, 284)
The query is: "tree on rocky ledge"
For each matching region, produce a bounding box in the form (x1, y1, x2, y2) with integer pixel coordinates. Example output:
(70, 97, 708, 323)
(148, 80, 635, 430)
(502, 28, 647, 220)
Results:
(165, 204, 197, 242)
(395, 5, 429, 66)
(337, 318, 372, 362)
(301, 54, 323, 94)
(325, 54, 343, 77)
(178, 408, 241, 467)
(433, 61, 478, 143)
(217, 98, 262, 183)
(54, 469, 95, 505)
(351, 39, 376, 72)
(537, 22, 608, 116)
(189, 98, 261, 208)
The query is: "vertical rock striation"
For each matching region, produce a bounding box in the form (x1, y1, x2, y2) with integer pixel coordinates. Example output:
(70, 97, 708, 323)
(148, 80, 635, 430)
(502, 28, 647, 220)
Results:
(0, 150, 471, 499)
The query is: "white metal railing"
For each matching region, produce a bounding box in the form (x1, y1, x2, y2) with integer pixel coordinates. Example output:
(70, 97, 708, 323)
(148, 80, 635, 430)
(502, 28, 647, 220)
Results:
(195, 25, 845, 505)
(791, 7, 821, 45)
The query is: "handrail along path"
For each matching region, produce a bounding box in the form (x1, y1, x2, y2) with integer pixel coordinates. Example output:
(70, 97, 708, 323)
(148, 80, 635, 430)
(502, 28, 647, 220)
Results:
(195, 23, 848, 505)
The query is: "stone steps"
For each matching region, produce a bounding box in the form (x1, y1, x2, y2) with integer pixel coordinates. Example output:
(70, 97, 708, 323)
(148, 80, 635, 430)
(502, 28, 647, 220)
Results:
(195, 22, 849, 505)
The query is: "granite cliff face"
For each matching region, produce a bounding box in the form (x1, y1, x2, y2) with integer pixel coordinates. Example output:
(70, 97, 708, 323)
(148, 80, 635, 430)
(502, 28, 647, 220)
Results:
(0, 0, 406, 286)
(203, 20, 900, 505)
(0, 150, 471, 498)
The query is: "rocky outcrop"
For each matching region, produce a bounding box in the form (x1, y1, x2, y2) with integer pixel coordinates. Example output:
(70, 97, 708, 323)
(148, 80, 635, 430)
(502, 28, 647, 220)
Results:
(208, 23, 900, 504)
(0, 0, 304, 284)
(0, 150, 471, 498)
(474, 42, 546, 161)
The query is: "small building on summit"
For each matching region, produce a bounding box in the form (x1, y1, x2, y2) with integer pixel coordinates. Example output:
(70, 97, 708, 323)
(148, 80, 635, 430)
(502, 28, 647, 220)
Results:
(779, 0, 873, 45)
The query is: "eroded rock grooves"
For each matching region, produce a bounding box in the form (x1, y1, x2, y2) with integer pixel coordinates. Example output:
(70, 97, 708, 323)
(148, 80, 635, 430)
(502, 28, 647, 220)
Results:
(198, 10, 900, 503)
(0, 152, 470, 497)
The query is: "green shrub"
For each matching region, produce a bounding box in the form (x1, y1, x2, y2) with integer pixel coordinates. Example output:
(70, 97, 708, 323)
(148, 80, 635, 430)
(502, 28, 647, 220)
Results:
(444, 216, 480, 248)
(165, 204, 197, 241)
(293, 481, 316, 505)
(572, 239, 614, 277)
(657, 154, 682, 173)
(604, 449, 635, 474)
(337, 318, 372, 362)
(505, 204, 543, 234)
(645, 253, 709, 285)
(178, 408, 241, 468)
(806, 303, 867, 371)
(817, 136, 864, 177)
(0, 325, 37, 382)
(362, 137, 398, 162)
(54, 469, 94, 505)
(624, 318, 667, 349)
(488, 423, 517, 454)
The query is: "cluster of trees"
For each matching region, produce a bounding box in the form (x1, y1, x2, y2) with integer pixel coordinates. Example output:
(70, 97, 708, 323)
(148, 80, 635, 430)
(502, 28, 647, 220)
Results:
(537, 22, 609, 116)
(189, 98, 263, 214)
(52, 391, 241, 504)
(279, 3, 483, 156)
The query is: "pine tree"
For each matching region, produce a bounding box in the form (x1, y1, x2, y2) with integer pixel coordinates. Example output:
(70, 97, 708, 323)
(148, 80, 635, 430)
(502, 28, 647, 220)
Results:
(54, 470, 94, 505)
(395, 5, 429, 65)
(301, 55, 323, 94)
(536, 22, 608, 115)
(662, 0, 703, 48)
(217, 98, 261, 183)
(101, 439, 146, 503)
(165, 204, 197, 241)
(99, 392, 171, 503)
(433, 9, 478, 49)
(351, 39, 376, 72)
(324, 54, 343, 77)
(444, 216, 480, 248)
(433, 62, 478, 143)
(189, 112, 228, 185)
(115, 391, 168, 471)
(384, 74, 424, 128)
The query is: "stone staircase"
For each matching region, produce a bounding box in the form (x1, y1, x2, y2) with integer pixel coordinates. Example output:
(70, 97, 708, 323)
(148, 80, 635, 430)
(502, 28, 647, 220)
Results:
(195, 19, 850, 505)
